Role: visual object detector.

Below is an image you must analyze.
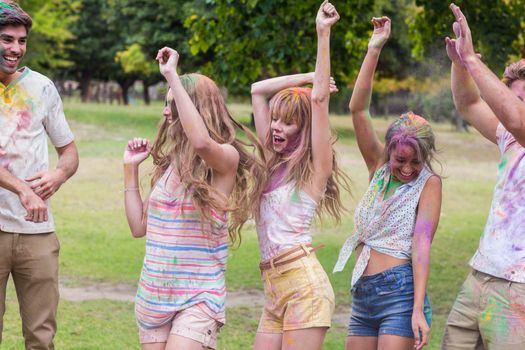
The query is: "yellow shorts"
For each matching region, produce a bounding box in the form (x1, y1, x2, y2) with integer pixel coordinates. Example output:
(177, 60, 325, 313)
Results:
(258, 249, 335, 333)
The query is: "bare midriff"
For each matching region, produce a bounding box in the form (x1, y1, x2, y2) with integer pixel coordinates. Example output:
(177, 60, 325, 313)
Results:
(355, 243, 410, 276)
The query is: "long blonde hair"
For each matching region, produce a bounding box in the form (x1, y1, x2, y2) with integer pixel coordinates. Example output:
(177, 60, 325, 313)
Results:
(261, 87, 350, 222)
(150, 73, 266, 245)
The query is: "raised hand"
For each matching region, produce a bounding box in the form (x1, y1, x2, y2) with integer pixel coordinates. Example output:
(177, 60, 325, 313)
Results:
(329, 76, 338, 94)
(445, 36, 463, 66)
(369, 16, 391, 50)
(156, 47, 179, 77)
(316, 0, 340, 32)
(450, 3, 477, 63)
(123, 138, 151, 166)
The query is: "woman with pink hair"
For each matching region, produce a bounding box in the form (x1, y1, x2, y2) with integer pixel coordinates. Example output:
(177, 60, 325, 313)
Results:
(334, 16, 442, 350)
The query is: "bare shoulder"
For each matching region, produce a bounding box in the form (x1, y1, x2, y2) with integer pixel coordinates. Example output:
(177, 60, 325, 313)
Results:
(421, 174, 442, 198)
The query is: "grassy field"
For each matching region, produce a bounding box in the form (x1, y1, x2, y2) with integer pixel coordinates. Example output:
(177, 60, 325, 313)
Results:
(1, 100, 500, 349)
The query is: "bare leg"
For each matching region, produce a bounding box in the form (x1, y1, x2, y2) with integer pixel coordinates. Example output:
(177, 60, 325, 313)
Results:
(142, 343, 166, 350)
(282, 327, 328, 350)
(378, 334, 414, 350)
(166, 334, 206, 350)
(254, 332, 282, 350)
(345, 336, 378, 350)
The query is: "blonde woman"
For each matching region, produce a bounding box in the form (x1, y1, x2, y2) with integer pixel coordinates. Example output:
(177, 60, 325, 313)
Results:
(123, 47, 264, 350)
(251, 2, 349, 349)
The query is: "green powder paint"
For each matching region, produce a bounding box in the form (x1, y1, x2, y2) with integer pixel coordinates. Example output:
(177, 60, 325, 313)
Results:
(290, 189, 300, 204)
(0, 3, 13, 11)
(479, 295, 509, 343)
(497, 154, 508, 178)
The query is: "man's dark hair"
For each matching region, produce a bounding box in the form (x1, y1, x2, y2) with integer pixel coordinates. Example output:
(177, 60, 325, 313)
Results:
(0, 1, 32, 32)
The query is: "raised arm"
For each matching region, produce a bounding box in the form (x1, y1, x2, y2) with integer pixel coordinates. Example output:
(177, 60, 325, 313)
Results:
(445, 18, 498, 143)
(411, 175, 442, 350)
(123, 138, 151, 238)
(450, 3, 525, 146)
(251, 73, 314, 143)
(309, 0, 339, 198)
(157, 47, 239, 176)
(349, 17, 390, 178)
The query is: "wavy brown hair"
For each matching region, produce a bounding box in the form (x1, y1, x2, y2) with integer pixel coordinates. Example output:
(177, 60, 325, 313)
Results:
(149, 73, 266, 246)
(261, 87, 351, 223)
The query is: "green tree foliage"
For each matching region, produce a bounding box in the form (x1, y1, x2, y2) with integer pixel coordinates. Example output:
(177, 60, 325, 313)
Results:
(18, 0, 79, 74)
(409, 0, 525, 74)
(187, 0, 375, 95)
(64, 0, 124, 101)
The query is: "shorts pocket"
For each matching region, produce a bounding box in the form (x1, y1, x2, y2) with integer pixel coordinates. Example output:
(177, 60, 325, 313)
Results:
(375, 273, 406, 296)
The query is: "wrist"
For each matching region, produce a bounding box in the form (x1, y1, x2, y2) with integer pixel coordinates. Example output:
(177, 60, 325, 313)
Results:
(462, 55, 480, 69)
(16, 182, 33, 197)
(124, 164, 139, 185)
(54, 167, 67, 183)
(367, 46, 382, 55)
(316, 27, 331, 37)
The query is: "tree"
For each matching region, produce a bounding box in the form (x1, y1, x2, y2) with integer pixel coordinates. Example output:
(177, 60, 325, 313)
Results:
(64, 0, 123, 102)
(409, 0, 525, 75)
(187, 0, 375, 95)
(115, 43, 157, 104)
(18, 0, 79, 75)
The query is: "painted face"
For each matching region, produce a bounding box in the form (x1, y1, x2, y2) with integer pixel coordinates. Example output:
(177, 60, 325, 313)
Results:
(510, 80, 525, 103)
(0, 25, 27, 82)
(270, 116, 299, 153)
(163, 89, 174, 123)
(389, 143, 423, 183)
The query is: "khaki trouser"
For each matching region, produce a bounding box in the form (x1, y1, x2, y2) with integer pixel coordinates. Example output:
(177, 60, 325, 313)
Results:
(442, 269, 525, 350)
(0, 230, 60, 350)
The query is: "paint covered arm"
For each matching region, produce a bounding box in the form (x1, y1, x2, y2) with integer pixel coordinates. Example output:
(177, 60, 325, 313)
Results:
(0, 166, 48, 222)
(310, 0, 339, 194)
(349, 17, 390, 178)
(411, 175, 442, 350)
(447, 44, 498, 143)
(157, 47, 239, 176)
(251, 73, 314, 143)
(450, 4, 525, 146)
(445, 12, 498, 144)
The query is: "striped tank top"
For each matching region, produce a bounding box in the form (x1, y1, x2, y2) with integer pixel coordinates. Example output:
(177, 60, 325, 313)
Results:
(135, 166, 229, 329)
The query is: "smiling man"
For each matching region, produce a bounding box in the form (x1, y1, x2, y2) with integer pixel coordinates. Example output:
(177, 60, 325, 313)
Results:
(0, 1, 78, 349)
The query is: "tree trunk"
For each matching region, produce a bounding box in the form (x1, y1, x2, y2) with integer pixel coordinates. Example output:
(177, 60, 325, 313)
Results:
(79, 73, 91, 103)
(142, 80, 150, 105)
(116, 78, 135, 106)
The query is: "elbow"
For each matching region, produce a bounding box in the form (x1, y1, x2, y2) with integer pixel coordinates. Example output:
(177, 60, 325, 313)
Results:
(311, 91, 329, 105)
(505, 118, 525, 137)
(350, 108, 366, 119)
(251, 82, 262, 96)
(131, 229, 146, 238)
(191, 137, 212, 153)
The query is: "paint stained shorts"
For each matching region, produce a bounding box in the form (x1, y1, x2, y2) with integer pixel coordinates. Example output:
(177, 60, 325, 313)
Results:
(348, 263, 432, 338)
(258, 252, 335, 333)
(442, 269, 525, 350)
(138, 304, 222, 349)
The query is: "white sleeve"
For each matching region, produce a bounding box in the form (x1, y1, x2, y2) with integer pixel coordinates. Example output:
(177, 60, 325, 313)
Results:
(43, 81, 75, 147)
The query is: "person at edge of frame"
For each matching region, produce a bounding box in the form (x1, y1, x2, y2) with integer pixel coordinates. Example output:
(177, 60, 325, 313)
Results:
(0, 1, 79, 349)
(442, 3, 525, 350)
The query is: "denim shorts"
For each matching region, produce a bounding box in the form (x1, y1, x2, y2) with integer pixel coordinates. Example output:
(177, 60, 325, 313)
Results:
(348, 263, 432, 338)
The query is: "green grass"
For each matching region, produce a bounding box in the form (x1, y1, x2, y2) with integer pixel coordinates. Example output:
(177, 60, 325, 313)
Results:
(1, 101, 500, 349)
